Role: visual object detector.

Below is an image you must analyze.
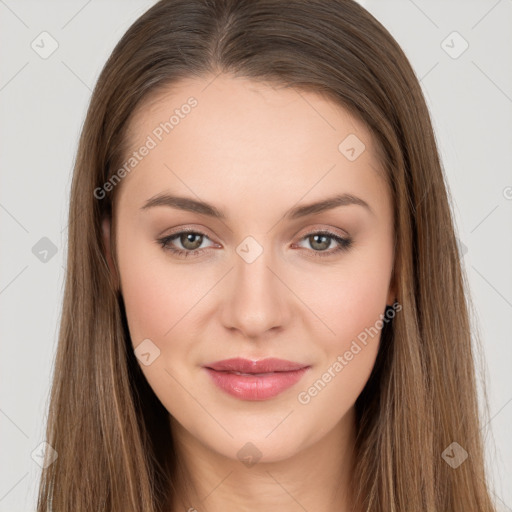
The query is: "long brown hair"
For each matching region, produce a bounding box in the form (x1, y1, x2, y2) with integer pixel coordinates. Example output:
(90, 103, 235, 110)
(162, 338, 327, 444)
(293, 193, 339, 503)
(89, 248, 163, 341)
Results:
(37, 0, 497, 510)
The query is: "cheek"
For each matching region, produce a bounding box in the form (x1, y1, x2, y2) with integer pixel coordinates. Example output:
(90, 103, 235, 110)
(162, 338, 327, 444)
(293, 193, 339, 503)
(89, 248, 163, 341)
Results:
(294, 272, 387, 429)
(120, 267, 174, 344)
(295, 252, 391, 404)
(117, 244, 206, 410)
(307, 263, 390, 347)
(117, 233, 197, 345)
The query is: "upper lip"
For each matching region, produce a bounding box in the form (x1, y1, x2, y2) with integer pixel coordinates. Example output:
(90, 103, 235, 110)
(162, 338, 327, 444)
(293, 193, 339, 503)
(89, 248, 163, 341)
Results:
(204, 358, 309, 373)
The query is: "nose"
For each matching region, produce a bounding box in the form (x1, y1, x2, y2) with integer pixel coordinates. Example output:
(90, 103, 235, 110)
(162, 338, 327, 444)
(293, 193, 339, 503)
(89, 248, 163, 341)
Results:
(219, 242, 292, 340)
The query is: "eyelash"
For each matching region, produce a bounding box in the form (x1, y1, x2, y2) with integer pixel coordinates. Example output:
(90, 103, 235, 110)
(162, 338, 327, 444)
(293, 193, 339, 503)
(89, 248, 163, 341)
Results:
(156, 229, 353, 259)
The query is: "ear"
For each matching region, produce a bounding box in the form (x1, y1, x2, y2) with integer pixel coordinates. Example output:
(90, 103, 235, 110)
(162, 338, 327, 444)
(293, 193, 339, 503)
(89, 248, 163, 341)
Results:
(102, 216, 118, 289)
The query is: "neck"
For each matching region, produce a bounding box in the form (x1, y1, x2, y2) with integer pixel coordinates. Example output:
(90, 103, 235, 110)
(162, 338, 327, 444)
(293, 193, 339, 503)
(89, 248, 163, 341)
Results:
(169, 407, 358, 512)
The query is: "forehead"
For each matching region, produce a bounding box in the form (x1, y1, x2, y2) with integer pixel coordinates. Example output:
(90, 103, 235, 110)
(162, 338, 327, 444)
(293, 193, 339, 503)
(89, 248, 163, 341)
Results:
(127, 74, 376, 155)
(117, 74, 388, 215)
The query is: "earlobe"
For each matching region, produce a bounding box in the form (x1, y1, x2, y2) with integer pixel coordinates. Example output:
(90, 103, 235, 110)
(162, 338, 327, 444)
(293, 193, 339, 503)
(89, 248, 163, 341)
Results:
(101, 216, 118, 289)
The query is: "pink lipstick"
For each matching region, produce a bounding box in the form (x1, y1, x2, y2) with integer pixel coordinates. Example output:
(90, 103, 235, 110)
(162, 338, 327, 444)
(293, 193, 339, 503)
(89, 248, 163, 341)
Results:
(203, 357, 310, 400)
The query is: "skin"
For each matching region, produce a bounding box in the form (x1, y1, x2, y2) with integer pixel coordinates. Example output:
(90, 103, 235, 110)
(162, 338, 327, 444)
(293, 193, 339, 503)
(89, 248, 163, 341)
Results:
(102, 74, 395, 512)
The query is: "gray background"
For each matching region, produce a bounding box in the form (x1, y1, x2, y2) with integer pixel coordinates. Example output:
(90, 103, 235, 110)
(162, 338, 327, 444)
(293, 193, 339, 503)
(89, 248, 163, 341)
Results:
(0, 0, 511, 510)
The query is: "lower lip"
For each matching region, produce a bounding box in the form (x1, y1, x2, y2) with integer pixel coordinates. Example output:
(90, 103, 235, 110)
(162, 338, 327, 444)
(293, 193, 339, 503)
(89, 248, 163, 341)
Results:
(204, 367, 310, 401)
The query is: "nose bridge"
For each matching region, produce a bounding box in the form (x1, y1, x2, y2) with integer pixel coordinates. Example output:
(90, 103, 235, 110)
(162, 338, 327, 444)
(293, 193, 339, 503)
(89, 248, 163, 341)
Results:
(221, 234, 289, 337)
(236, 238, 276, 294)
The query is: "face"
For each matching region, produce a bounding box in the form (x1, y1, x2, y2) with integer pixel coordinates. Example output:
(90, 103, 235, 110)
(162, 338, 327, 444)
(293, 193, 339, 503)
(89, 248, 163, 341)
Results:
(103, 74, 395, 464)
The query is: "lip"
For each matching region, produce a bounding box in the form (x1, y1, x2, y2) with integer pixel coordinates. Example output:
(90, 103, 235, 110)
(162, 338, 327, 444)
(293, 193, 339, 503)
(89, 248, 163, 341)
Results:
(203, 358, 310, 401)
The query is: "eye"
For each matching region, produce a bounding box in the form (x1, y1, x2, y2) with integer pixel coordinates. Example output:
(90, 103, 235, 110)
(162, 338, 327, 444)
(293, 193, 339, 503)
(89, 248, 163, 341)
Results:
(156, 229, 353, 259)
(293, 230, 353, 258)
(157, 229, 217, 258)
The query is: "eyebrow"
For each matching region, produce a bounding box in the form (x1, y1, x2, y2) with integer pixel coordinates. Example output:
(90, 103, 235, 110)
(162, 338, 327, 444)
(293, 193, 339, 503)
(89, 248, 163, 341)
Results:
(140, 192, 374, 219)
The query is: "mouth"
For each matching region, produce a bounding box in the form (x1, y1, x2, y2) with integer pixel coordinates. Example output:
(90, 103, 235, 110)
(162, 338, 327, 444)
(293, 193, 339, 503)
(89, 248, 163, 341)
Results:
(202, 358, 310, 401)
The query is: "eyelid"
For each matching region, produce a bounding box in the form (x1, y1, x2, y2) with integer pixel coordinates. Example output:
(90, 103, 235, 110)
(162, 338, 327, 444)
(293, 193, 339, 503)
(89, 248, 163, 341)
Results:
(160, 224, 350, 245)
(161, 225, 219, 244)
(293, 223, 350, 240)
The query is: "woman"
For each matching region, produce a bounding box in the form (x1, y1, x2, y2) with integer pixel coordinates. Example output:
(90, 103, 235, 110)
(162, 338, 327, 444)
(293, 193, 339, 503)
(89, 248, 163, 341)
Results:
(37, 0, 497, 510)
